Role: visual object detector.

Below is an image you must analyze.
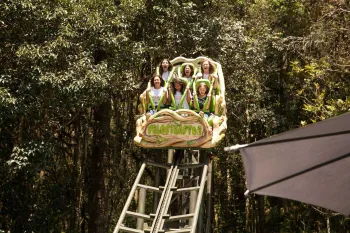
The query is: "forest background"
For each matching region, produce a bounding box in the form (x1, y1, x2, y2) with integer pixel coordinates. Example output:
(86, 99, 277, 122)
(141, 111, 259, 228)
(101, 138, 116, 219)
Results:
(1, 0, 349, 232)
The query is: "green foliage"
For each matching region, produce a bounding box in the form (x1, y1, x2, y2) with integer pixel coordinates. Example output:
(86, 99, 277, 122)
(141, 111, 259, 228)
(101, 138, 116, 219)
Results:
(1, 0, 349, 232)
(8, 141, 50, 172)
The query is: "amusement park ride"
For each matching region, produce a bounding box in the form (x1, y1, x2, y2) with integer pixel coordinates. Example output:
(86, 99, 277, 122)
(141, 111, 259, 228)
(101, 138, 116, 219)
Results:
(114, 57, 227, 233)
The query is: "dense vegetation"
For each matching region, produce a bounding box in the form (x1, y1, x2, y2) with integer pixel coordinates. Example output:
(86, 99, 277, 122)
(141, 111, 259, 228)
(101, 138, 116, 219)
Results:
(0, 0, 349, 232)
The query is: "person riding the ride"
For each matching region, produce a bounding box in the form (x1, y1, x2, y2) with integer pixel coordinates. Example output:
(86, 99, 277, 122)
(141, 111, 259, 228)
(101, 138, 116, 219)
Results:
(146, 74, 168, 114)
(168, 77, 192, 110)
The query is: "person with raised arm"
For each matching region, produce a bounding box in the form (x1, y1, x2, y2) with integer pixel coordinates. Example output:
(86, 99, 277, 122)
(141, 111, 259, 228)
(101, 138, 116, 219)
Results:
(158, 59, 175, 83)
(181, 64, 195, 84)
(195, 59, 219, 90)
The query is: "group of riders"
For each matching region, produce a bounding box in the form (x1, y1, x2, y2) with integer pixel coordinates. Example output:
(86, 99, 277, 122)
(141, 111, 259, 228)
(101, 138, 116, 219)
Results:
(143, 58, 221, 119)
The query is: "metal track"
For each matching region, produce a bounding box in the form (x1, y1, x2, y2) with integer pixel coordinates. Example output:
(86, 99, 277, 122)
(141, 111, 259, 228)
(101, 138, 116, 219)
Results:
(114, 150, 210, 233)
(149, 155, 180, 232)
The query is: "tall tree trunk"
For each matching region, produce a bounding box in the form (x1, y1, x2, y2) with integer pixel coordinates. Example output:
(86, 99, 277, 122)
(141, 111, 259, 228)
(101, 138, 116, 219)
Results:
(245, 196, 251, 233)
(226, 157, 233, 233)
(88, 102, 111, 233)
(69, 122, 79, 233)
(68, 118, 87, 233)
(257, 196, 265, 233)
(326, 215, 331, 233)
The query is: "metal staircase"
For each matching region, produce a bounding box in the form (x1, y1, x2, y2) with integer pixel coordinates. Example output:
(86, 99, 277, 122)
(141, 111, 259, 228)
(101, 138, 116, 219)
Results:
(113, 150, 212, 233)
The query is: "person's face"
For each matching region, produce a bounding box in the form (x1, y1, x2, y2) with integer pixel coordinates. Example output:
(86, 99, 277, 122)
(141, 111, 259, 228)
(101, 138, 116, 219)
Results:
(198, 86, 207, 96)
(202, 61, 210, 71)
(154, 76, 161, 87)
(162, 60, 169, 71)
(175, 82, 181, 91)
(185, 65, 191, 76)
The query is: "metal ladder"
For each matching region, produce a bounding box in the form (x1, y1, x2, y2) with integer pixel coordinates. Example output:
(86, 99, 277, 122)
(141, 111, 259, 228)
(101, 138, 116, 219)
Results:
(113, 150, 211, 233)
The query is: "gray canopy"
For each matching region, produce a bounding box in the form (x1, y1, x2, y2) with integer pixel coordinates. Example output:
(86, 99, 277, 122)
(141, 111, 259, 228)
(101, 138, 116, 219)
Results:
(226, 112, 350, 216)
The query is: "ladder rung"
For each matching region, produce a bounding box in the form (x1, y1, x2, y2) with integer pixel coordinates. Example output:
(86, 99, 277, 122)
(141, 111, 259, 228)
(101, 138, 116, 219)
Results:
(165, 214, 194, 222)
(149, 213, 169, 220)
(165, 228, 191, 233)
(177, 175, 195, 180)
(137, 184, 162, 193)
(178, 176, 199, 181)
(146, 161, 171, 169)
(159, 186, 177, 191)
(119, 226, 143, 233)
(174, 186, 200, 193)
(143, 228, 154, 233)
(178, 163, 206, 169)
(144, 228, 164, 233)
(126, 211, 152, 221)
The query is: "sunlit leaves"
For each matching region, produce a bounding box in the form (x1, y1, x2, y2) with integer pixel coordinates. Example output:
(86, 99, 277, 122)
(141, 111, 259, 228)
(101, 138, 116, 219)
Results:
(7, 141, 51, 172)
(1, 0, 350, 232)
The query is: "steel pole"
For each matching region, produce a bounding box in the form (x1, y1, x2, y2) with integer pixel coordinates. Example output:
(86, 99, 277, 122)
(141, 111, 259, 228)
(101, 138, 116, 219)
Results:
(153, 166, 160, 213)
(189, 190, 197, 226)
(191, 156, 209, 233)
(206, 158, 213, 233)
(136, 188, 146, 230)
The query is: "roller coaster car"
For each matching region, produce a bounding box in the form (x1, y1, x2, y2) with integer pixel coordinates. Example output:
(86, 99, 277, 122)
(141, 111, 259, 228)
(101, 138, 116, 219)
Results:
(135, 57, 227, 149)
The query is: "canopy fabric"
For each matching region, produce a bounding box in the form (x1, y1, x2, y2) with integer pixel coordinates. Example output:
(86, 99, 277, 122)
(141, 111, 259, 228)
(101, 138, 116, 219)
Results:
(235, 112, 350, 216)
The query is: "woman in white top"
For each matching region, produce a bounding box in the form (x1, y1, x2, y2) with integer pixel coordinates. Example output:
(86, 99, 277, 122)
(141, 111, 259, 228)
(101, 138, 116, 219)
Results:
(146, 75, 168, 113)
(195, 59, 219, 90)
(169, 77, 191, 110)
(158, 59, 175, 82)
